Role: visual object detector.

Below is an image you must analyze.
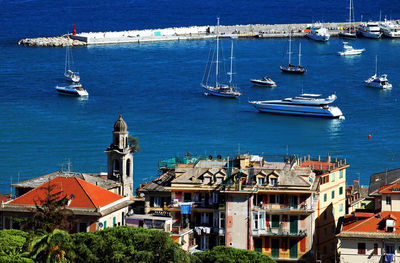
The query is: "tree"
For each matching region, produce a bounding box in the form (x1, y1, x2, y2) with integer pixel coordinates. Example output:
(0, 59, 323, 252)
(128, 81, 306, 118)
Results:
(192, 246, 275, 263)
(128, 135, 140, 153)
(24, 182, 76, 233)
(0, 230, 32, 263)
(28, 229, 75, 263)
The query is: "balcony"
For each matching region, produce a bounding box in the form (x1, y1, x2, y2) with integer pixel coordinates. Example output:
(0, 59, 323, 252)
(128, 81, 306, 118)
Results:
(254, 203, 314, 214)
(252, 226, 307, 237)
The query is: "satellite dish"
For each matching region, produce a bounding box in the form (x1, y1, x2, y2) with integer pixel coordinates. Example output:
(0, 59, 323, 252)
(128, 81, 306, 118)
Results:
(139, 193, 145, 197)
(70, 194, 75, 200)
(99, 222, 103, 228)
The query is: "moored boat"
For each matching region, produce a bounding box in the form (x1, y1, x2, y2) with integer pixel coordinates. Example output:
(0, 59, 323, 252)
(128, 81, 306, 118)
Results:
(250, 77, 276, 86)
(249, 94, 344, 119)
(307, 22, 330, 42)
(56, 83, 89, 96)
(365, 56, 392, 89)
(339, 0, 357, 38)
(379, 19, 400, 38)
(280, 34, 306, 74)
(64, 46, 80, 83)
(357, 22, 382, 38)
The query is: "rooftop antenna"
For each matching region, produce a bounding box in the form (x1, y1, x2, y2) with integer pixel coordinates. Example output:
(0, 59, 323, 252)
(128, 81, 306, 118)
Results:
(238, 143, 241, 155)
(385, 168, 388, 185)
(10, 175, 13, 197)
(286, 145, 289, 156)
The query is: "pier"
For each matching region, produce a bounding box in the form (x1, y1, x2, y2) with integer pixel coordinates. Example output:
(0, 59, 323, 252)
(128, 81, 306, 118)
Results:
(17, 20, 400, 47)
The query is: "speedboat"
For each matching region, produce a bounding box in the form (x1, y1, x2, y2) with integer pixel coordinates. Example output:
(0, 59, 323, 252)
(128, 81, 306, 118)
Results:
(365, 74, 392, 89)
(307, 22, 330, 42)
(337, 42, 365, 56)
(357, 22, 382, 38)
(250, 77, 276, 86)
(379, 19, 400, 38)
(55, 83, 89, 96)
(249, 94, 344, 119)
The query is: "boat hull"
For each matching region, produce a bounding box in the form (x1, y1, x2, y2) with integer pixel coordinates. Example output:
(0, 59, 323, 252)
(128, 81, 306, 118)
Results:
(249, 102, 344, 118)
(280, 66, 306, 74)
(56, 85, 88, 96)
(358, 30, 382, 39)
(202, 85, 241, 98)
(250, 79, 276, 86)
(338, 32, 357, 38)
(307, 33, 330, 42)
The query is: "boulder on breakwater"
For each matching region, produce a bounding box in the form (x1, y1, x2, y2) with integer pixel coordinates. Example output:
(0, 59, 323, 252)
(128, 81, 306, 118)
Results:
(18, 34, 86, 47)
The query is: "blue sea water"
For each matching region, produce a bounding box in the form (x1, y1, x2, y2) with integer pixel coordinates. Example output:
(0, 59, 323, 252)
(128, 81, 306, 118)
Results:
(1, 0, 400, 193)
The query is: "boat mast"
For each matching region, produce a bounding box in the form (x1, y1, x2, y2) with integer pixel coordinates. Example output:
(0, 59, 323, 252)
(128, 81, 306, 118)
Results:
(375, 55, 378, 75)
(215, 17, 220, 88)
(65, 47, 68, 74)
(348, 0, 352, 32)
(298, 42, 302, 66)
(288, 32, 292, 65)
(228, 40, 234, 85)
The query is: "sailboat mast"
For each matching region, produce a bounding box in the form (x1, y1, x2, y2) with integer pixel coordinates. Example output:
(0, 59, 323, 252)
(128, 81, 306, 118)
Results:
(65, 47, 68, 74)
(215, 17, 220, 87)
(298, 42, 302, 66)
(375, 55, 378, 75)
(288, 33, 292, 65)
(348, 0, 352, 32)
(228, 41, 234, 85)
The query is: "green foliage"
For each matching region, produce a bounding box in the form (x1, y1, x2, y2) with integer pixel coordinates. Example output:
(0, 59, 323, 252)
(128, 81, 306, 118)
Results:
(72, 226, 190, 263)
(128, 135, 140, 152)
(28, 229, 75, 263)
(193, 246, 275, 263)
(0, 230, 32, 263)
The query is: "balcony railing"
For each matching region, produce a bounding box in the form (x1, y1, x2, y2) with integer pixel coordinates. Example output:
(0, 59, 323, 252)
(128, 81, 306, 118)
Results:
(254, 203, 313, 213)
(252, 226, 307, 237)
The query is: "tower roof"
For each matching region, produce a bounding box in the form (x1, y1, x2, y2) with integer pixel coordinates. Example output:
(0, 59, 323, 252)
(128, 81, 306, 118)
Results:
(114, 115, 127, 132)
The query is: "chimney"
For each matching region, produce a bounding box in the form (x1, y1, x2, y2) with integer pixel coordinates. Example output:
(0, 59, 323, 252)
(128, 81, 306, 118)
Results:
(318, 155, 320, 161)
(326, 154, 331, 163)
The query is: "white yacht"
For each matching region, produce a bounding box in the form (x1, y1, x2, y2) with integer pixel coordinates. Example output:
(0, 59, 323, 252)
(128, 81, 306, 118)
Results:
(249, 94, 344, 119)
(250, 77, 276, 87)
(56, 83, 89, 96)
(365, 56, 392, 89)
(307, 22, 330, 42)
(379, 19, 400, 38)
(357, 22, 382, 38)
(337, 42, 365, 56)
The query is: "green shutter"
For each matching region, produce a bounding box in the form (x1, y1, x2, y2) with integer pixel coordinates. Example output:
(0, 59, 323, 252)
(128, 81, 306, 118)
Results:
(113, 217, 116, 227)
(104, 221, 107, 228)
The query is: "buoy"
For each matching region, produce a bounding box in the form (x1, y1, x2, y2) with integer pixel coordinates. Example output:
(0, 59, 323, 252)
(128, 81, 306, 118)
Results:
(368, 134, 372, 139)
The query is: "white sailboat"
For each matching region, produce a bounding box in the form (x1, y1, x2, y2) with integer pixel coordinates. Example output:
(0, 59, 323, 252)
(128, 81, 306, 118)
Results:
(201, 18, 241, 98)
(365, 56, 392, 89)
(339, 0, 357, 38)
(64, 46, 80, 83)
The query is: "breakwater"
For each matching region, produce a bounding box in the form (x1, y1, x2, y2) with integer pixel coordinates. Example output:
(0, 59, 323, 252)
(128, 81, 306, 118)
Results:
(18, 20, 399, 47)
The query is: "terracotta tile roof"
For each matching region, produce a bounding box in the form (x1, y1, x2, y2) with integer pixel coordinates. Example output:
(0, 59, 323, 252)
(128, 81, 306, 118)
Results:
(10, 177, 124, 209)
(300, 161, 333, 171)
(379, 183, 400, 194)
(342, 211, 400, 233)
(0, 194, 11, 203)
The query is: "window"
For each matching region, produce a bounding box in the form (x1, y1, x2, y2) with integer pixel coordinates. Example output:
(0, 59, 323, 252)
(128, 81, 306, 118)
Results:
(103, 221, 107, 229)
(373, 243, 378, 255)
(272, 215, 280, 228)
(339, 203, 343, 212)
(184, 193, 191, 202)
(154, 196, 161, 207)
(253, 213, 259, 230)
(113, 217, 116, 227)
(324, 193, 327, 202)
(259, 212, 266, 230)
(339, 170, 343, 178)
(331, 173, 335, 182)
(386, 195, 392, 205)
(79, 223, 87, 232)
(270, 178, 278, 186)
(324, 228, 327, 237)
(358, 243, 366, 254)
(270, 194, 279, 204)
(331, 190, 335, 199)
(339, 186, 343, 195)
(258, 177, 265, 186)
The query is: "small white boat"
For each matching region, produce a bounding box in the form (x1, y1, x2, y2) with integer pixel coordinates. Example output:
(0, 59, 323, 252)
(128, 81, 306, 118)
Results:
(249, 94, 344, 119)
(337, 42, 365, 56)
(365, 56, 392, 89)
(64, 46, 80, 83)
(56, 83, 88, 96)
(307, 22, 330, 42)
(357, 22, 382, 38)
(379, 19, 400, 38)
(250, 77, 276, 86)
(201, 18, 241, 98)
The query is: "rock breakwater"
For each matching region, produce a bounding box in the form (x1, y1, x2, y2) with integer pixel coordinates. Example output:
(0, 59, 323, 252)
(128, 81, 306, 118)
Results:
(18, 34, 86, 47)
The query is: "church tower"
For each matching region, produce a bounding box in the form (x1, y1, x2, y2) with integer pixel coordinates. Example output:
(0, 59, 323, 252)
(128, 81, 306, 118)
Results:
(106, 115, 133, 197)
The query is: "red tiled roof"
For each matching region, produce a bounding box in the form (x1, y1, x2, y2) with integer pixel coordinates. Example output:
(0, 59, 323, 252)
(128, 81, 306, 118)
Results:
(354, 212, 375, 218)
(0, 194, 10, 203)
(301, 161, 333, 171)
(10, 177, 124, 209)
(342, 211, 400, 233)
(379, 183, 400, 194)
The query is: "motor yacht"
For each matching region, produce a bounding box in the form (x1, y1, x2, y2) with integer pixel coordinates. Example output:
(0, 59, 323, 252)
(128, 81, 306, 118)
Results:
(357, 22, 382, 38)
(55, 83, 89, 96)
(307, 22, 330, 42)
(379, 19, 400, 38)
(337, 42, 365, 56)
(365, 74, 392, 89)
(250, 77, 276, 86)
(249, 94, 344, 119)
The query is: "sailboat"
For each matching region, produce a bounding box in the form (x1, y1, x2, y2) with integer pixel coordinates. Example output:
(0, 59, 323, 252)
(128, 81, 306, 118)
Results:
(365, 56, 392, 89)
(201, 18, 241, 98)
(339, 0, 357, 38)
(280, 34, 306, 74)
(64, 46, 80, 83)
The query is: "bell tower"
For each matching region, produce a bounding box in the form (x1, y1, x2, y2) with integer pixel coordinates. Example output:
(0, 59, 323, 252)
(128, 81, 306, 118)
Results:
(106, 115, 133, 197)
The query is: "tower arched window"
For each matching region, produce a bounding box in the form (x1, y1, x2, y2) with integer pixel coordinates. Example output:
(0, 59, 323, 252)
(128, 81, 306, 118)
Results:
(113, 159, 120, 177)
(126, 159, 131, 177)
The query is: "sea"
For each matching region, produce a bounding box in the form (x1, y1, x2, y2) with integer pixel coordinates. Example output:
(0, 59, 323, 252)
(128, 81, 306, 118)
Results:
(1, 0, 400, 193)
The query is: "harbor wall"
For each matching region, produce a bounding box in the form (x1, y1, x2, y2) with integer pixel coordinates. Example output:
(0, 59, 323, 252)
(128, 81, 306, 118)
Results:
(17, 20, 400, 47)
